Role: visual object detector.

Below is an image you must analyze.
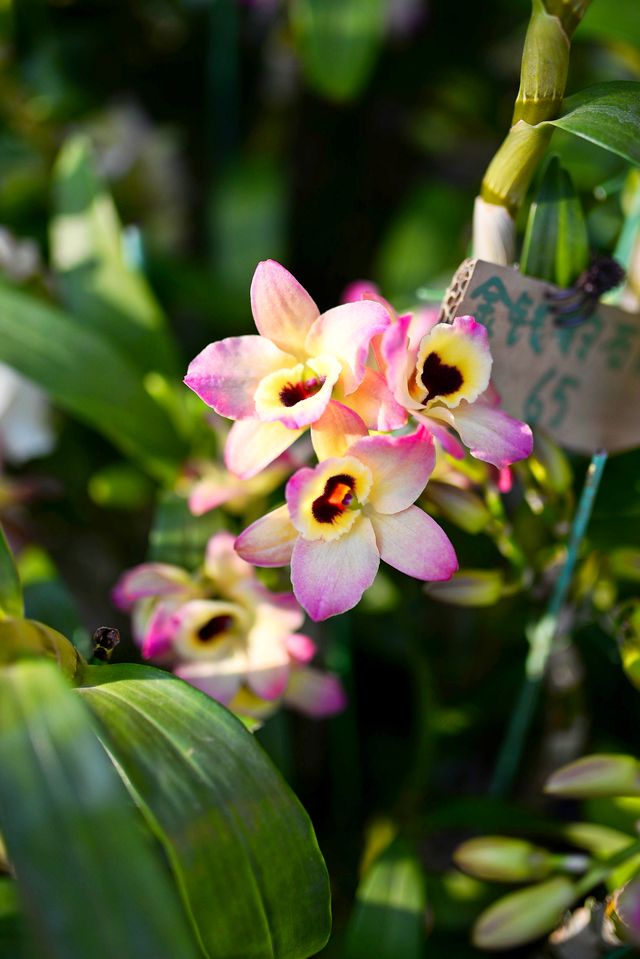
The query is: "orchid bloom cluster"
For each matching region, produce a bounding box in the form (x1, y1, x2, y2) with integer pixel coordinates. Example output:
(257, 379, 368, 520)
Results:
(113, 531, 345, 720)
(184, 260, 533, 622)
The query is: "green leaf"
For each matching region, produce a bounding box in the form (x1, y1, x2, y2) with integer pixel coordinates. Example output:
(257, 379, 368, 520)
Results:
(579, 0, 640, 49)
(0, 282, 186, 479)
(0, 524, 23, 619)
(543, 82, 640, 167)
(0, 660, 200, 959)
(289, 0, 385, 102)
(344, 839, 427, 959)
(51, 135, 179, 376)
(79, 663, 332, 959)
(0, 877, 26, 958)
(148, 491, 223, 568)
(0, 618, 84, 681)
(521, 155, 589, 286)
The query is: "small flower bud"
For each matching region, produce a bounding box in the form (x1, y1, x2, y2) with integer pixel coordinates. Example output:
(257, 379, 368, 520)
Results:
(472, 877, 576, 951)
(472, 196, 516, 265)
(426, 482, 492, 534)
(545, 754, 640, 799)
(426, 569, 504, 607)
(454, 836, 553, 882)
(610, 549, 640, 583)
(529, 430, 572, 495)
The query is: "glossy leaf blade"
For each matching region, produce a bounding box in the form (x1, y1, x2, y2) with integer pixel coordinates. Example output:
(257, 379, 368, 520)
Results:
(0, 524, 23, 619)
(344, 839, 427, 959)
(290, 0, 385, 102)
(0, 660, 200, 959)
(544, 82, 640, 166)
(0, 282, 186, 477)
(79, 663, 331, 959)
(521, 155, 588, 286)
(51, 135, 178, 376)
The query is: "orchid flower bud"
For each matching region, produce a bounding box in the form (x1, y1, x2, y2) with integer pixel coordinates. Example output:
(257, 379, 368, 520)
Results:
(426, 481, 492, 534)
(454, 836, 554, 883)
(472, 877, 576, 951)
(426, 569, 504, 607)
(545, 755, 640, 799)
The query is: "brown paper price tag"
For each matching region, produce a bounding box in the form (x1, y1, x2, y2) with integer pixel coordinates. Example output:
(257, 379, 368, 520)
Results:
(439, 259, 640, 455)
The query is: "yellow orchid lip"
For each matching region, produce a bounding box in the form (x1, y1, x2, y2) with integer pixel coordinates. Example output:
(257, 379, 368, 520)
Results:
(173, 600, 249, 660)
(290, 455, 373, 542)
(413, 321, 492, 410)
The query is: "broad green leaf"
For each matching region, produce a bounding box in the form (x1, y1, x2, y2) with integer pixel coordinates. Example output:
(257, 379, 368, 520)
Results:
(289, 0, 385, 102)
(148, 490, 223, 568)
(521, 155, 588, 286)
(344, 839, 427, 959)
(79, 663, 332, 959)
(0, 660, 200, 959)
(543, 82, 640, 167)
(51, 135, 179, 376)
(0, 524, 23, 619)
(0, 877, 26, 958)
(0, 282, 186, 478)
(0, 618, 84, 680)
(579, 0, 640, 48)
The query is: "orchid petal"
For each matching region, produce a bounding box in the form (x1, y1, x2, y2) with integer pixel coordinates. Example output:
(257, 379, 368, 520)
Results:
(235, 505, 298, 567)
(350, 427, 435, 514)
(415, 411, 466, 459)
(184, 336, 295, 419)
(310, 400, 368, 460)
(112, 563, 192, 610)
(407, 307, 440, 352)
(246, 604, 294, 701)
(305, 300, 390, 394)
(380, 313, 422, 410)
(344, 367, 408, 431)
(285, 633, 317, 664)
(370, 506, 458, 581)
(204, 531, 254, 583)
(251, 260, 320, 355)
(290, 516, 379, 620)
(453, 402, 533, 468)
(285, 667, 347, 717)
(140, 599, 183, 658)
(224, 418, 303, 478)
(175, 659, 244, 705)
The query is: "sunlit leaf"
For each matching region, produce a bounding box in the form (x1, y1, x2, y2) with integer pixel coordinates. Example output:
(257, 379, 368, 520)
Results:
(521, 155, 589, 286)
(51, 135, 179, 376)
(0, 524, 23, 619)
(344, 839, 427, 959)
(543, 82, 640, 167)
(289, 0, 385, 102)
(0, 618, 84, 680)
(0, 660, 200, 959)
(79, 663, 332, 959)
(0, 282, 186, 479)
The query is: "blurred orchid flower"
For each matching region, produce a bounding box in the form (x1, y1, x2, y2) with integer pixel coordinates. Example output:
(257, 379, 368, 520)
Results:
(113, 531, 344, 719)
(236, 427, 457, 620)
(381, 312, 533, 468)
(185, 260, 404, 478)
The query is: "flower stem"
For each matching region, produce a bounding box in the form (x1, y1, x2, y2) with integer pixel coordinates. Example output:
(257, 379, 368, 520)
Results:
(490, 450, 608, 797)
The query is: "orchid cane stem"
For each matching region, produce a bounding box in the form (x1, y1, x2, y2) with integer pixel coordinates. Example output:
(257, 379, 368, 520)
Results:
(473, 0, 592, 263)
(490, 450, 608, 797)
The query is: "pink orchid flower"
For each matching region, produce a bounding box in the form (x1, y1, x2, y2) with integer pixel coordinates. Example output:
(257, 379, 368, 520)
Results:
(381, 311, 533, 468)
(184, 260, 405, 478)
(236, 427, 458, 621)
(113, 532, 344, 719)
